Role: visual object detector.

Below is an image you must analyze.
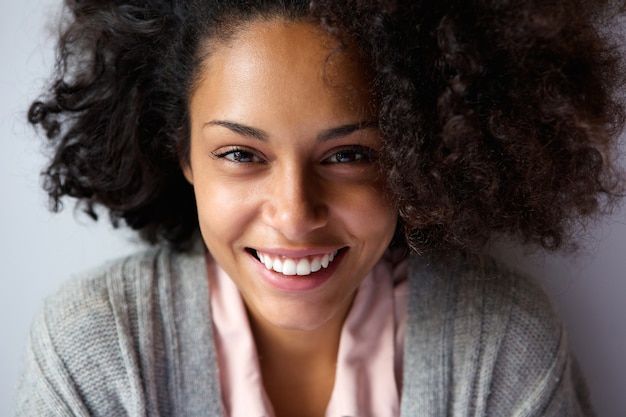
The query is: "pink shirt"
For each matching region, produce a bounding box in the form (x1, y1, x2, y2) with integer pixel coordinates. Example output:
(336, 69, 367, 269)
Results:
(206, 252, 408, 417)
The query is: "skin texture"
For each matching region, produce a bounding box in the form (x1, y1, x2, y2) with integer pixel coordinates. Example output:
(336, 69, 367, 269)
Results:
(182, 19, 397, 416)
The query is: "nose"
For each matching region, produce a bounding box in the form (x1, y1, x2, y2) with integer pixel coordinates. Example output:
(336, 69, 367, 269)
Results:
(261, 165, 328, 240)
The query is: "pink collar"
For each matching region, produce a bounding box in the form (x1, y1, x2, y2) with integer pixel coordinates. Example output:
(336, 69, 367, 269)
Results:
(206, 252, 408, 417)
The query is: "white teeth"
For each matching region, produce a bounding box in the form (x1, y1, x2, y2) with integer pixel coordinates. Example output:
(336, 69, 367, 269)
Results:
(255, 250, 339, 276)
(296, 258, 311, 276)
(321, 254, 330, 268)
(272, 258, 283, 273)
(282, 259, 297, 276)
(310, 258, 321, 273)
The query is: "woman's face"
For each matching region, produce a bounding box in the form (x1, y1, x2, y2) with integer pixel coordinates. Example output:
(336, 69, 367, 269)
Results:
(183, 19, 397, 331)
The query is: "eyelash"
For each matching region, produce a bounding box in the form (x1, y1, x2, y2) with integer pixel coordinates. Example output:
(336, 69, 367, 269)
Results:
(323, 146, 377, 164)
(211, 145, 377, 164)
(212, 147, 264, 163)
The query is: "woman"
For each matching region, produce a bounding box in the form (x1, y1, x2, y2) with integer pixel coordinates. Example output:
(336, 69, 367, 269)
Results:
(16, 0, 625, 416)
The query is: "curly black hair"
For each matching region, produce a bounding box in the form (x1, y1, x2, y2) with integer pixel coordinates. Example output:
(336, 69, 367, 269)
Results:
(29, 0, 626, 254)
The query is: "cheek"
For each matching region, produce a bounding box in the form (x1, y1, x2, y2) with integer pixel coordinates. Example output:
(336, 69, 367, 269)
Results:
(335, 186, 398, 241)
(193, 177, 259, 246)
(367, 204, 398, 244)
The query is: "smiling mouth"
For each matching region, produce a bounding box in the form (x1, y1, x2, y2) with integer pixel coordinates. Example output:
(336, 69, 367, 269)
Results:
(248, 248, 343, 276)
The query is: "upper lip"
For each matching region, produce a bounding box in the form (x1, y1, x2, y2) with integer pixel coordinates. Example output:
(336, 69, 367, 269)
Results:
(249, 247, 345, 258)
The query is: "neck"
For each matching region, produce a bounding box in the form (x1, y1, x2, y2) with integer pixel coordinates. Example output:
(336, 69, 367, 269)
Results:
(247, 300, 353, 417)
(249, 303, 349, 370)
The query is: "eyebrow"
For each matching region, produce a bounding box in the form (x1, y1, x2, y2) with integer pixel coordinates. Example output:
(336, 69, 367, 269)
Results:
(317, 120, 378, 142)
(204, 120, 269, 141)
(203, 120, 378, 142)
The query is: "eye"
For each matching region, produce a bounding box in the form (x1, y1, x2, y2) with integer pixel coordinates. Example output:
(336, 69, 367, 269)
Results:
(212, 147, 264, 163)
(324, 147, 376, 164)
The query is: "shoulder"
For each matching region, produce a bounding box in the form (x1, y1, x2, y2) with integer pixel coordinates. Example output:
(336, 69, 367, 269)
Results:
(16, 246, 189, 416)
(39, 246, 170, 346)
(406, 253, 560, 354)
(402, 253, 594, 416)
(407, 253, 560, 341)
(39, 243, 206, 330)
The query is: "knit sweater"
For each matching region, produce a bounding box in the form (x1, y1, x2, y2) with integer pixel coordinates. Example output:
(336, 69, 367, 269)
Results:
(15, 246, 594, 416)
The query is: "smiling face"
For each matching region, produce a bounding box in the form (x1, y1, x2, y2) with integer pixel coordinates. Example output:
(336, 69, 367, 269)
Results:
(183, 18, 398, 331)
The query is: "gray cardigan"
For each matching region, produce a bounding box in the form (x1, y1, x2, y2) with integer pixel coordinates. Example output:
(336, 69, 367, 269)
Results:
(15, 246, 594, 416)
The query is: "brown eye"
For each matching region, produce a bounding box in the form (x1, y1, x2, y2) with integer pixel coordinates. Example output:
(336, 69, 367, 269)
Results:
(213, 147, 264, 163)
(324, 147, 376, 164)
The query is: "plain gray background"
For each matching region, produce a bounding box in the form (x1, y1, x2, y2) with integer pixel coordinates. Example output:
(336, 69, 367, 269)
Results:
(1, 1, 625, 416)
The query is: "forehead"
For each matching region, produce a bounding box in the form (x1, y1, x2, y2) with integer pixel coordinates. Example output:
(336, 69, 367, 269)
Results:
(190, 18, 373, 122)
(200, 19, 353, 77)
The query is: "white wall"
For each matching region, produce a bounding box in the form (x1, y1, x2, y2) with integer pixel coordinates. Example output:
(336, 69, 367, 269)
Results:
(1, 1, 624, 416)
(0, 1, 140, 415)
(493, 227, 626, 417)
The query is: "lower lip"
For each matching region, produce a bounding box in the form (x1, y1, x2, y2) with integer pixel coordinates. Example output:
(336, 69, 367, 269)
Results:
(250, 250, 346, 293)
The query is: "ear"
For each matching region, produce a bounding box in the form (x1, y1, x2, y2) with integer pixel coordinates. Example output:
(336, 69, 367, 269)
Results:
(180, 158, 194, 185)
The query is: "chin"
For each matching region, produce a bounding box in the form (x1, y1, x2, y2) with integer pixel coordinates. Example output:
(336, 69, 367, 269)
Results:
(257, 298, 348, 332)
